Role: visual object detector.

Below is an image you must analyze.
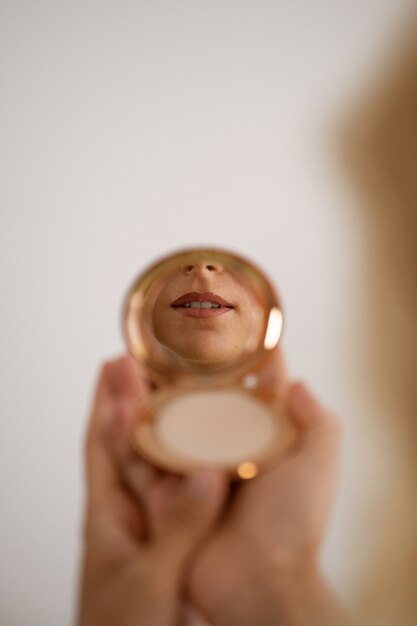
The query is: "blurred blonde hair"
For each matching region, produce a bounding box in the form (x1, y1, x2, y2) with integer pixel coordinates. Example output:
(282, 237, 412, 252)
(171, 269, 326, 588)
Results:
(343, 18, 417, 626)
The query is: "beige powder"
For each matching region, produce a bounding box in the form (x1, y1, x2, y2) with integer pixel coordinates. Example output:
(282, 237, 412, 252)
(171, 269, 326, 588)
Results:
(155, 389, 277, 465)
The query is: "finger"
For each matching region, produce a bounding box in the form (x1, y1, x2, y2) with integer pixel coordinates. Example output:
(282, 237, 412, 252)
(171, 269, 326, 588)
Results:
(256, 345, 289, 400)
(286, 382, 341, 461)
(103, 353, 148, 400)
(125, 460, 179, 509)
(84, 401, 147, 561)
(85, 361, 122, 503)
(108, 397, 170, 519)
(99, 363, 182, 540)
(86, 355, 146, 448)
(125, 459, 160, 500)
(125, 460, 183, 536)
(84, 358, 150, 543)
(86, 356, 148, 497)
(146, 474, 183, 533)
(124, 456, 184, 537)
(108, 394, 144, 478)
(150, 470, 228, 573)
(287, 381, 337, 428)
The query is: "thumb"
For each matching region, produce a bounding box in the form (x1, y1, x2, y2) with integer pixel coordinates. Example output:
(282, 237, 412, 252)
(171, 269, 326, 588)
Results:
(152, 469, 228, 572)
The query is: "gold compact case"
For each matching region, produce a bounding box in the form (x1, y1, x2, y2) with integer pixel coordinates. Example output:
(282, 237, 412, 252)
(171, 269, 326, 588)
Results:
(123, 247, 294, 480)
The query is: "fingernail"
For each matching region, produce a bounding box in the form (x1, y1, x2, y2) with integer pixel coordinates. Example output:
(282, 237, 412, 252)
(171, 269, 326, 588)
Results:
(290, 382, 321, 418)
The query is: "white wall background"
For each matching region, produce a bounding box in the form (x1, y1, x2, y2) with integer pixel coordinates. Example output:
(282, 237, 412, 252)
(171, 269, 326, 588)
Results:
(0, 2, 413, 625)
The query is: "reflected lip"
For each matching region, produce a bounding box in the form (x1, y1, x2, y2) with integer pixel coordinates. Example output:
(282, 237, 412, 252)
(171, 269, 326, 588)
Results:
(171, 292, 233, 307)
(171, 292, 234, 318)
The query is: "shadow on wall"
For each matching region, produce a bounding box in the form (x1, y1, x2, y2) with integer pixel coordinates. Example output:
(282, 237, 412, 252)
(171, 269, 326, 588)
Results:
(342, 15, 417, 626)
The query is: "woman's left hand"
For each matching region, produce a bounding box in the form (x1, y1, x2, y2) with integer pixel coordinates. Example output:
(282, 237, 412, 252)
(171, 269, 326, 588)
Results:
(78, 356, 227, 626)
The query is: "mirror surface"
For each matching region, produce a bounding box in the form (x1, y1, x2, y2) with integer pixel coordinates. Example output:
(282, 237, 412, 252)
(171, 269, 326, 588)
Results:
(124, 248, 283, 384)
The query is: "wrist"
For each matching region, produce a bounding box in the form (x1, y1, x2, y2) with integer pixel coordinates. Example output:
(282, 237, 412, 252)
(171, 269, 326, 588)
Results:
(265, 564, 352, 626)
(211, 561, 352, 626)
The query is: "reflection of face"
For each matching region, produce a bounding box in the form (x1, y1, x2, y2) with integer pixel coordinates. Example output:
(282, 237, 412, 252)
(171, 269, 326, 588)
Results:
(152, 261, 265, 366)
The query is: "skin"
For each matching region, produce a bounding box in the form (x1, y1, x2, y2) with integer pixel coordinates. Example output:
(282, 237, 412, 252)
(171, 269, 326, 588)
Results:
(78, 357, 228, 626)
(151, 261, 265, 365)
(78, 355, 354, 626)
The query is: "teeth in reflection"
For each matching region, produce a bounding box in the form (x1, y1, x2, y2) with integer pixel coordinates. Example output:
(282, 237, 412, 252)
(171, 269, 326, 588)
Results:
(182, 301, 221, 309)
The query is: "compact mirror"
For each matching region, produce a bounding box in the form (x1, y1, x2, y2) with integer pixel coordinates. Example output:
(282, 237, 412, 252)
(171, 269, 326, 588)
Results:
(123, 248, 293, 479)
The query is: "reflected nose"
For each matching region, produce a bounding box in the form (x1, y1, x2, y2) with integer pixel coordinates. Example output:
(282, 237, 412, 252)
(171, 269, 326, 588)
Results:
(182, 261, 223, 275)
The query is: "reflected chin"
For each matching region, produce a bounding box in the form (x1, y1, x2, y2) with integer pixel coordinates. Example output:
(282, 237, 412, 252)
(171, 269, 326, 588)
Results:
(161, 334, 239, 364)
(153, 320, 242, 364)
(151, 297, 264, 366)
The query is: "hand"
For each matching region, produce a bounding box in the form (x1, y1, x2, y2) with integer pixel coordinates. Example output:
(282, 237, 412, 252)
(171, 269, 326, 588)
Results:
(101, 355, 352, 626)
(188, 382, 351, 626)
(77, 356, 227, 626)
